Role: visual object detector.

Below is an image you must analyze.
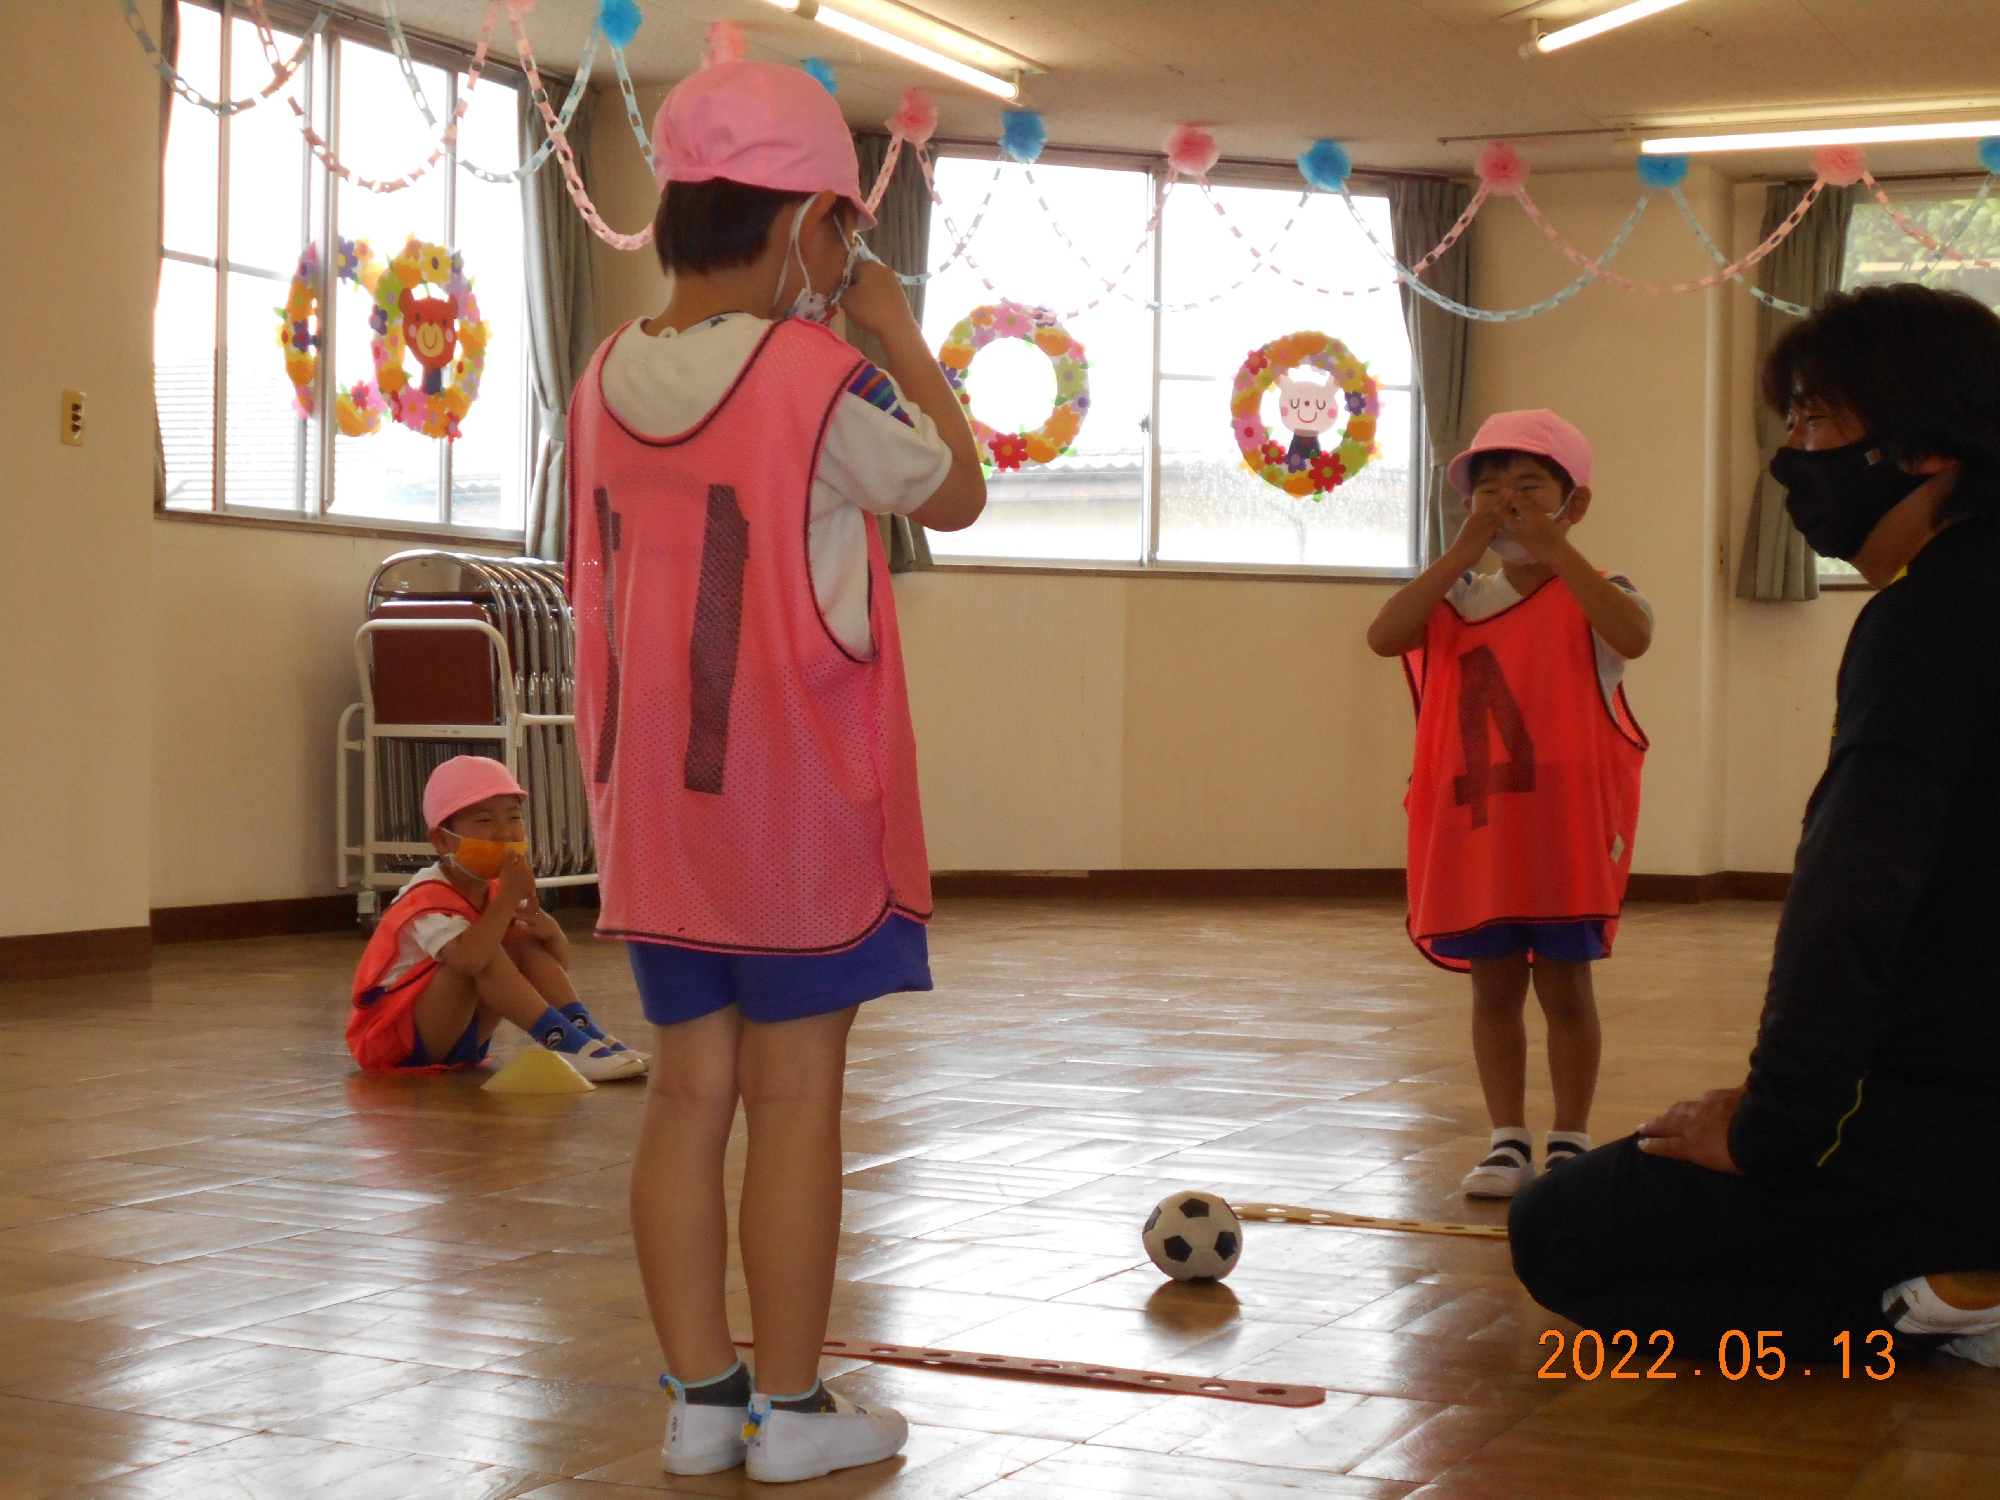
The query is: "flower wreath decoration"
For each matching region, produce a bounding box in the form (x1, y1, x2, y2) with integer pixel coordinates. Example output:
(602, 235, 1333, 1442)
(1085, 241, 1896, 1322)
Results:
(369, 238, 490, 442)
(1231, 331, 1381, 498)
(279, 237, 391, 437)
(937, 300, 1089, 471)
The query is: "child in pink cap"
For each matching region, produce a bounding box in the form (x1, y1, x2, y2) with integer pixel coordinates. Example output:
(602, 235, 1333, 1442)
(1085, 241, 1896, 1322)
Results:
(565, 59, 986, 1484)
(346, 755, 645, 1081)
(1368, 410, 1654, 1200)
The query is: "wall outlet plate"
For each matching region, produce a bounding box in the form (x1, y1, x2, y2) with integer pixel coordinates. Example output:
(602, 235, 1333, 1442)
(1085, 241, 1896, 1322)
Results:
(61, 390, 85, 446)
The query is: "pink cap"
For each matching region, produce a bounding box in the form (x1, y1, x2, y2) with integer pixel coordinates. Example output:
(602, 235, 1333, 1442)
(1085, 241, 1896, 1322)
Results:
(652, 61, 874, 228)
(423, 755, 527, 831)
(1447, 409, 1593, 495)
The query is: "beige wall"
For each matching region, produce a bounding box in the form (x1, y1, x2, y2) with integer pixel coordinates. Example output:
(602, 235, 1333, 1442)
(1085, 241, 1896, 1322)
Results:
(0, 0, 160, 938)
(1, 20, 1876, 942)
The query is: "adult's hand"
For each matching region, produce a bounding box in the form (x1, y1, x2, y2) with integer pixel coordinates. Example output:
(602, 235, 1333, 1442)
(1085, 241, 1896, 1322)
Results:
(1637, 1086, 1746, 1174)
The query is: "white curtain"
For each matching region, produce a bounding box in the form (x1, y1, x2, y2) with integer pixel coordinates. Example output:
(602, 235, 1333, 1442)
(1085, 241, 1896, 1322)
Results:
(1388, 176, 1474, 568)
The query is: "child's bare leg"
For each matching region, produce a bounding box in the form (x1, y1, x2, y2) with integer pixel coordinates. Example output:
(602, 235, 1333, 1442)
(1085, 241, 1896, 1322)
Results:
(504, 927, 579, 1009)
(737, 1006, 855, 1395)
(1531, 959, 1601, 1134)
(631, 1007, 743, 1383)
(1470, 956, 1533, 1130)
(413, 949, 563, 1055)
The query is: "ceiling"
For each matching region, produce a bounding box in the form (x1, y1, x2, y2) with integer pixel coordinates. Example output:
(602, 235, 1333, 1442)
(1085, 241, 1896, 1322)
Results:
(383, 0, 2000, 179)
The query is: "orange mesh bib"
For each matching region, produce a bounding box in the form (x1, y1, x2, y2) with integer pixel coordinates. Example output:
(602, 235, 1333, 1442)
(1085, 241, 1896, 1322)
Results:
(1402, 578, 1647, 971)
(566, 319, 932, 954)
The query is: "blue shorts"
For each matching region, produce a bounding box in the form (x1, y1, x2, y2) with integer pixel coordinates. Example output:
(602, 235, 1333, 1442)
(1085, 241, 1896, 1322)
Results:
(401, 1012, 491, 1069)
(627, 915, 932, 1028)
(1428, 920, 1608, 965)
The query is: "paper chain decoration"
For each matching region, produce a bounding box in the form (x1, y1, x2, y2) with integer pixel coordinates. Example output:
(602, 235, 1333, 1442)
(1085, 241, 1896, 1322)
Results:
(123, 1, 2000, 315)
(281, 237, 489, 443)
(937, 302, 1090, 471)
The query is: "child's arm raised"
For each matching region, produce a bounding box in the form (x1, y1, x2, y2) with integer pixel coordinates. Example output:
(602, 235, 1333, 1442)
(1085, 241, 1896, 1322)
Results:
(1365, 497, 1503, 657)
(438, 850, 539, 977)
(838, 260, 986, 532)
(1498, 496, 1654, 660)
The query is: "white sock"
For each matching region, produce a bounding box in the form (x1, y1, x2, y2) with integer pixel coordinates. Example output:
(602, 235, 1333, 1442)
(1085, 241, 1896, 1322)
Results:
(1485, 1128, 1531, 1161)
(1544, 1130, 1592, 1157)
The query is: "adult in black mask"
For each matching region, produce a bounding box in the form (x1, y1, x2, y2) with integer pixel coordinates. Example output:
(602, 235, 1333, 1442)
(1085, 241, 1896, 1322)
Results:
(1509, 282, 2000, 1366)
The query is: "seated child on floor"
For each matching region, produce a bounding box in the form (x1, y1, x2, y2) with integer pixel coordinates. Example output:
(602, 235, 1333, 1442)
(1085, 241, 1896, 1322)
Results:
(346, 755, 646, 1081)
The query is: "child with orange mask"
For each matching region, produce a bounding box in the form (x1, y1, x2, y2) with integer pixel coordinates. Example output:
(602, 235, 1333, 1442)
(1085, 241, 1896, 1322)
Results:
(346, 755, 646, 1081)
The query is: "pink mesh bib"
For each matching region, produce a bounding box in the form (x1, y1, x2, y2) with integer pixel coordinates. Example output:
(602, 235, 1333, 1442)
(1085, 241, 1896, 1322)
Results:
(567, 319, 932, 953)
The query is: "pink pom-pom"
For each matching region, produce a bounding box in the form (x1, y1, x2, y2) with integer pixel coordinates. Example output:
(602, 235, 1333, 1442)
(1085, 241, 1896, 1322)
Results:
(702, 20, 746, 68)
(1812, 143, 1867, 186)
(1476, 140, 1529, 195)
(887, 87, 938, 145)
(1164, 124, 1220, 180)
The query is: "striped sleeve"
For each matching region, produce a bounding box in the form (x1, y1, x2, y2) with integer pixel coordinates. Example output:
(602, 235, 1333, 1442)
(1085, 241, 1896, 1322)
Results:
(844, 362, 914, 428)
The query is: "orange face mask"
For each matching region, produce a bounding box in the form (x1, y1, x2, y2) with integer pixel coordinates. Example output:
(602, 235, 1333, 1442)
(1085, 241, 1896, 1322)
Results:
(442, 831, 530, 879)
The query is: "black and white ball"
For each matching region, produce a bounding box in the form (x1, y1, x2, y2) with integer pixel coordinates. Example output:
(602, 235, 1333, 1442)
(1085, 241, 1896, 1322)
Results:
(1142, 1190, 1242, 1281)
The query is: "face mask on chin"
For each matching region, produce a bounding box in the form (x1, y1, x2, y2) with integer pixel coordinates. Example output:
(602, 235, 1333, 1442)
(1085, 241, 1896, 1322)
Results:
(439, 827, 529, 880)
(772, 197, 862, 324)
(1768, 437, 1930, 561)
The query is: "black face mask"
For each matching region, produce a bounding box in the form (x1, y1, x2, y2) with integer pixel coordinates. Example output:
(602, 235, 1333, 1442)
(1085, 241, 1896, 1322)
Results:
(1768, 438, 1929, 561)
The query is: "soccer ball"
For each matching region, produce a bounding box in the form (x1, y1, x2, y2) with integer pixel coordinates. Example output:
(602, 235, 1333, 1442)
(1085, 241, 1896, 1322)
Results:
(1142, 1190, 1242, 1282)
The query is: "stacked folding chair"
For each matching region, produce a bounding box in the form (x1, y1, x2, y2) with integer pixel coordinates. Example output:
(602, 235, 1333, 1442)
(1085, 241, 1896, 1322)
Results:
(336, 550, 596, 920)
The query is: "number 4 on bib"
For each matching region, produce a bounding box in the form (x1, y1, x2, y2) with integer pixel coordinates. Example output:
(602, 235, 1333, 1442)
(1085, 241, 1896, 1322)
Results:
(1454, 645, 1535, 829)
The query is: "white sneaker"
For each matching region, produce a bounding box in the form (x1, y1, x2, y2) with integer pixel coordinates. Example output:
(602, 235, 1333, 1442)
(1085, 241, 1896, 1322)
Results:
(1462, 1137, 1535, 1199)
(548, 1040, 648, 1088)
(1946, 1331, 2000, 1367)
(1883, 1276, 2000, 1338)
(744, 1390, 909, 1484)
(660, 1393, 748, 1475)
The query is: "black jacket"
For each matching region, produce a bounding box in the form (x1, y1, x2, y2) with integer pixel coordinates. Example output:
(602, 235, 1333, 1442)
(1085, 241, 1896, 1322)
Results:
(1729, 511, 2000, 1203)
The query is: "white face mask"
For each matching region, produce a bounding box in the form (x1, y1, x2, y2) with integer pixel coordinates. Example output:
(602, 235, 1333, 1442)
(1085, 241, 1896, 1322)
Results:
(772, 197, 863, 323)
(1471, 490, 1574, 566)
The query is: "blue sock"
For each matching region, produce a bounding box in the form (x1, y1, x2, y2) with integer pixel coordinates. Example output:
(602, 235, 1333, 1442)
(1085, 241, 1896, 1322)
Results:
(559, 1002, 623, 1049)
(526, 1007, 594, 1054)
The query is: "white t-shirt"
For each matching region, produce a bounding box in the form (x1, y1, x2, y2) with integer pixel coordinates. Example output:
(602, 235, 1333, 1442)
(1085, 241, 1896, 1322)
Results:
(599, 313, 954, 656)
(1445, 570, 1653, 712)
(375, 864, 475, 990)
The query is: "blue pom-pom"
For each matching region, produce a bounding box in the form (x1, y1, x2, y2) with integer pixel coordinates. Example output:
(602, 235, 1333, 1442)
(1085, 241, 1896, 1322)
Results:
(597, 0, 642, 50)
(802, 57, 838, 94)
(1297, 140, 1351, 192)
(1980, 137, 2000, 177)
(999, 110, 1047, 164)
(1636, 154, 1691, 189)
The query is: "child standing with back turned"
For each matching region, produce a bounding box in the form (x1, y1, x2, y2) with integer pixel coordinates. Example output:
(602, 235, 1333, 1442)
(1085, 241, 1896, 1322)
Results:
(566, 59, 985, 1485)
(1367, 411, 1652, 1199)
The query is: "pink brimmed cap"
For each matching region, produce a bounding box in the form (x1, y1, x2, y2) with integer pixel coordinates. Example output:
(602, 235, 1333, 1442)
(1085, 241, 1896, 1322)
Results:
(1447, 409, 1593, 495)
(652, 61, 874, 228)
(423, 755, 527, 831)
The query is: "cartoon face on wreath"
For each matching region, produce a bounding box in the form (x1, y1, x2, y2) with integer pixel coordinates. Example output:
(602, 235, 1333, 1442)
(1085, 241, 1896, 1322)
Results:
(1275, 369, 1338, 469)
(398, 289, 460, 395)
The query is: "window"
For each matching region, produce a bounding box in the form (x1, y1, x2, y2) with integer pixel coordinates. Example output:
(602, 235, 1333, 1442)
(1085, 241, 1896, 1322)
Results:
(157, 1, 529, 537)
(1833, 181, 2000, 580)
(918, 154, 1421, 573)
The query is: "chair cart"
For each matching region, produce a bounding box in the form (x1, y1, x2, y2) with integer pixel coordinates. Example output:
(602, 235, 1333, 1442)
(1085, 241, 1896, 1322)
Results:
(337, 550, 596, 922)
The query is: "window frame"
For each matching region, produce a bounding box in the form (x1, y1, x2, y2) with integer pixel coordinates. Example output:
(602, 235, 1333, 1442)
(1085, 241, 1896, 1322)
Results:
(157, 0, 539, 544)
(921, 142, 1427, 580)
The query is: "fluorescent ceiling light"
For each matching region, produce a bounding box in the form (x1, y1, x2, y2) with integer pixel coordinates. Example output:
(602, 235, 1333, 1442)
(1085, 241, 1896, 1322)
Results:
(1529, 0, 1696, 54)
(761, 0, 1021, 100)
(1643, 119, 2000, 154)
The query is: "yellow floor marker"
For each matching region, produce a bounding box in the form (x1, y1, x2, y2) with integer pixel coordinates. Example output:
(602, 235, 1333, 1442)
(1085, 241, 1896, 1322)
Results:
(482, 1048, 594, 1094)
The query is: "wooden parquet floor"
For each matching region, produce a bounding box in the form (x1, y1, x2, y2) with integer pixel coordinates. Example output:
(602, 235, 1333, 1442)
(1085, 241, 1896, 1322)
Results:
(1, 897, 1996, 1498)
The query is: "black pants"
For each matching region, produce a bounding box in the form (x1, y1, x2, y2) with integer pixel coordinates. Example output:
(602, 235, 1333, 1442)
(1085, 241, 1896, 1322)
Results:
(1509, 1136, 2000, 1364)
